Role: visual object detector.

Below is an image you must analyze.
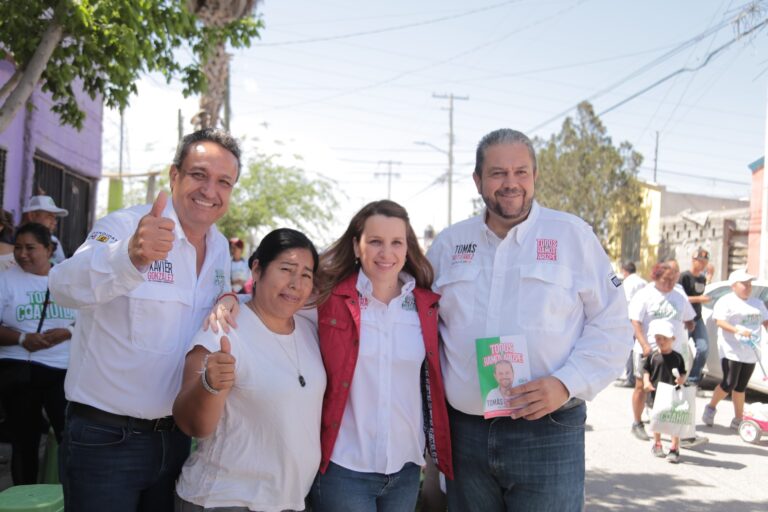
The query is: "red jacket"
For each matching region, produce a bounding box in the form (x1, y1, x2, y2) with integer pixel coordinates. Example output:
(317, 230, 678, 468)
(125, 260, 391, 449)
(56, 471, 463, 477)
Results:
(317, 271, 453, 479)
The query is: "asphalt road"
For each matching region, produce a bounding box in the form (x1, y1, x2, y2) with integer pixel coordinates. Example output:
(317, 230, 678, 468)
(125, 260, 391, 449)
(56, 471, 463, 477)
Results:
(585, 381, 768, 511)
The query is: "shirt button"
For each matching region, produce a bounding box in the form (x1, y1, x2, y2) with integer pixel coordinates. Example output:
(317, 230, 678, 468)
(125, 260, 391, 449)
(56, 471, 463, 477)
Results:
(427, 309, 433, 316)
(330, 319, 337, 326)
(332, 422, 339, 429)
(350, 300, 356, 305)
(342, 381, 349, 388)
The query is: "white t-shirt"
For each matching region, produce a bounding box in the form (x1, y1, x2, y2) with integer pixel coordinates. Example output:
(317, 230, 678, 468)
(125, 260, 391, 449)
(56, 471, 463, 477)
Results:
(0, 253, 15, 272)
(713, 293, 768, 363)
(0, 266, 75, 369)
(176, 306, 326, 512)
(331, 271, 426, 475)
(628, 285, 695, 354)
(230, 258, 249, 292)
(622, 273, 647, 303)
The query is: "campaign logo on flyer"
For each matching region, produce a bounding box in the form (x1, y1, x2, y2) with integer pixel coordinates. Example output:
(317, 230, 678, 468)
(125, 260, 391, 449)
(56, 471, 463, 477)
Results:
(536, 239, 557, 261)
(452, 242, 477, 264)
(147, 259, 174, 284)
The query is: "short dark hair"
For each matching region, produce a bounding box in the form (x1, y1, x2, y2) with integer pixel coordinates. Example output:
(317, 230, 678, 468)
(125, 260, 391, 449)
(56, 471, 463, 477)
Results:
(248, 228, 319, 274)
(15, 222, 54, 250)
(173, 128, 242, 178)
(474, 128, 537, 176)
(0, 209, 14, 244)
(621, 261, 637, 274)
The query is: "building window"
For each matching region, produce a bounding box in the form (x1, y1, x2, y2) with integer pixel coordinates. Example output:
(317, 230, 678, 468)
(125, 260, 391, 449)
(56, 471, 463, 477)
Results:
(33, 155, 92, 257)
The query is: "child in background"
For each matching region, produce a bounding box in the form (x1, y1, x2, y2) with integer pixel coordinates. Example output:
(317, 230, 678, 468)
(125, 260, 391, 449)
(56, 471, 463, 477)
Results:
(643, 319, 687, 463)
(702, 269, 768, 430)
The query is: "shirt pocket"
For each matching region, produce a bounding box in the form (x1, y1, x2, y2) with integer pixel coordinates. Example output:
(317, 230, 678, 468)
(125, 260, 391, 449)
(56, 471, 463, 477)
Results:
(128, 285, 192, 354)
(517, 263, 577, 332)
(394, 311, 427, 363)
(434, 265, 480, 329)
(318, 315, 352, 373)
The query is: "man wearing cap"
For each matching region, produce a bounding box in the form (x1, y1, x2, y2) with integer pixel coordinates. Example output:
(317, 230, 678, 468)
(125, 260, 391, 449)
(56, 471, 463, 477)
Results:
(427, 128, 631, 511)
(21, 195, 68, 263)
(229, 237, 249, 293)
(679, 248, 712, 386)
(702, 269, 768, 430)
(49, 128, 240, 511)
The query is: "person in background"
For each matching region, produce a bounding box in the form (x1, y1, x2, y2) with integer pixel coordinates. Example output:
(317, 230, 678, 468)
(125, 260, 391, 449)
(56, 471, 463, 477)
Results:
(21, 195, 68, 263)
(0, 223, 76, 484)
(49, 128, 241, 511)
(229, 237, 249, 293)
(310, 200, 453, 512)
(0, 209, 15, 271)
(702, 269, 768, 431)
(679, 248, 711, 387)
(174, 228, 325, 512)
(616, 261, 647, 388)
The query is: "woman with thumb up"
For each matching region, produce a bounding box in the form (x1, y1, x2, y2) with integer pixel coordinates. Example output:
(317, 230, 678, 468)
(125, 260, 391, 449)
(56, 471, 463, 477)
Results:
(173, 228, 326, 512)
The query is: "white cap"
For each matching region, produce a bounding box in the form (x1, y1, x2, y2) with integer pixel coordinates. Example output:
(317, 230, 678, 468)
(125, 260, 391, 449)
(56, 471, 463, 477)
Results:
(728, 268, 756, 285)
(647, 319, 675, 339)
(22, 195, 68, 217)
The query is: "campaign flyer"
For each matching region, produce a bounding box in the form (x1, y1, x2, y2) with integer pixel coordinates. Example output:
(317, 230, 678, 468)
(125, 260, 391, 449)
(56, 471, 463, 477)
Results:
(476, 335, 531, 419)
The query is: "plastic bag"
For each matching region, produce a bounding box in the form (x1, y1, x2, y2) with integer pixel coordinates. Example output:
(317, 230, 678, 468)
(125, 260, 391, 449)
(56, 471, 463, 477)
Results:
(649, 382, 696, 438)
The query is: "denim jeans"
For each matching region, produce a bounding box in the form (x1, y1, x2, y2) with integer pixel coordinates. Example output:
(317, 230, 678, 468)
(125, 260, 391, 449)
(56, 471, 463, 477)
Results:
(309, 461, 421, 512)
(447, 401, 587, 512)
(60, 406, 191, 512)
(174, 493, 301, 512)
(687, 317, 709, 385)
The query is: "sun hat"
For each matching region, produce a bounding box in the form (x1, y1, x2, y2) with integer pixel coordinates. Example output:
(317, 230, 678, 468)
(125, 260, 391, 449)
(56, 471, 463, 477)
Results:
(22, 195, 68, 217)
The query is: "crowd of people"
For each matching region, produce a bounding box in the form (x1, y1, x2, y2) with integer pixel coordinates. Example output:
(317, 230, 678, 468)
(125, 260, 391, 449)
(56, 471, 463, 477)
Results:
(616, 248, 768, 463)
(0, 125, 760, 512)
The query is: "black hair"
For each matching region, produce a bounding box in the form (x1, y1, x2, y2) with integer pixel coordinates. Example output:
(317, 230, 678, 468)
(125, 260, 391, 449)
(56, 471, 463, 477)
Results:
(621, 261, 637, 274)
(0, 209, 14, 244)
(248, 228, 319, 274)
(172, 128, 242, 178)
(15, 222, 54, 250)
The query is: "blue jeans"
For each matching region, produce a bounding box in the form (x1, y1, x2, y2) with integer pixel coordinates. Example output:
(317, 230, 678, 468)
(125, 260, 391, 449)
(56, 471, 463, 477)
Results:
(60, 407, 191, 512)
(687, 318, 709, 385)
(309, 461, 421, 512)
(447, 401, 586, 512)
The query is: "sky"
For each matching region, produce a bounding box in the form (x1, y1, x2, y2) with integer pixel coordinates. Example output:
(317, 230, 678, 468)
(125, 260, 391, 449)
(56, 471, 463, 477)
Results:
(100, 0, 768, 245)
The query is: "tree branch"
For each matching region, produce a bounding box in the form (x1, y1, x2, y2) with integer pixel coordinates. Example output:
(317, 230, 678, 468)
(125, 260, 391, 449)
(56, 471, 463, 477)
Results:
(0, 70, 22, 101)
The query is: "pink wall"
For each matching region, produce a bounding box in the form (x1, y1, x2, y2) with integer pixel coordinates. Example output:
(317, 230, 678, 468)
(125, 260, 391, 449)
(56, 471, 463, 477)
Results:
(747, 160, 764, 276)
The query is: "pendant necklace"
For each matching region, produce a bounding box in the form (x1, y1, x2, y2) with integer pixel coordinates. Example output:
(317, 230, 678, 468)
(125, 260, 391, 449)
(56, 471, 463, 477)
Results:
(248, 301, 306, 387)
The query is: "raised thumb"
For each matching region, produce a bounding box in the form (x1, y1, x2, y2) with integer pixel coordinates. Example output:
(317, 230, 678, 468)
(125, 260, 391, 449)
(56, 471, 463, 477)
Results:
(220, 335, 232, 354)
(149, 190, 168, 218)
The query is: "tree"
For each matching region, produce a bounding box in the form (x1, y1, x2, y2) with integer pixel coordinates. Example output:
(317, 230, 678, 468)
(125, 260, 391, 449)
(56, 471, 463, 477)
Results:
(0, 0, 261, 133)
(534, 101, 644, 258)
(216, 154, 339, 244)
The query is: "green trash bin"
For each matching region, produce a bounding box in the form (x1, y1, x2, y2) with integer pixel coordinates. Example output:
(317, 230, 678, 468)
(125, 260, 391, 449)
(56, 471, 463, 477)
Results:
(0, 484, 63, 512)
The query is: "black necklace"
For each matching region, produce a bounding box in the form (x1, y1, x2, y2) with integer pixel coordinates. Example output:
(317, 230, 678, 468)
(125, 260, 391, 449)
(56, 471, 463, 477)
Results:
(248, 301, 306, 387)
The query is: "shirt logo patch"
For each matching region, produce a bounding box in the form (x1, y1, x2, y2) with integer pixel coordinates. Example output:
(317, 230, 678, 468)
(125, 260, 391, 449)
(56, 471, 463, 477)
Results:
(402, 295, 416, 311)
(88, 231, 117, 243)
(358, 293, 369, 310)
(452, 242, 477, 264)
(214, 269, 226, 293)
(536, 239, 557, 261)
(611, 274, 622, 288)
(147, 260, 174, 284)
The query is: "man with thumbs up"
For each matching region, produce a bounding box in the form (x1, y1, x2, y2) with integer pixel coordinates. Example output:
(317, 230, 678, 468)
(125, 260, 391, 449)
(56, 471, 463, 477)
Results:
(49, 129, 240, 512)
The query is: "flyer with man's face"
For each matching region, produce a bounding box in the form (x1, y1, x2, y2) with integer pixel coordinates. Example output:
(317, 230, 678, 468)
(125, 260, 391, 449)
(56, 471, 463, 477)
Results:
(476, 335, 531, 419)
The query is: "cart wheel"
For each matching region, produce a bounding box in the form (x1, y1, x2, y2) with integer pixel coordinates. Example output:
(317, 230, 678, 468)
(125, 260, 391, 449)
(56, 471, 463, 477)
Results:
(739, 420, 762, 444)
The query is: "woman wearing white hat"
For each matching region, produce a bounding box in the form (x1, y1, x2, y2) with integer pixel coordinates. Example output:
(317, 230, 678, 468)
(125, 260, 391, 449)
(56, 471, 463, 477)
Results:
(702, 269, 768, 430)
(22, 195, 69, 263)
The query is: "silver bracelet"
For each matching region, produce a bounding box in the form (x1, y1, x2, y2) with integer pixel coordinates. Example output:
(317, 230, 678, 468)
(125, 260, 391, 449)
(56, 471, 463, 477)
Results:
(200, 354, 219, 395)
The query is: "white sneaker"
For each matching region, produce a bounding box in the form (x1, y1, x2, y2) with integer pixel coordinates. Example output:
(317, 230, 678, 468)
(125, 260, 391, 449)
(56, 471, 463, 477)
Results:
(702, 405, 716, 427)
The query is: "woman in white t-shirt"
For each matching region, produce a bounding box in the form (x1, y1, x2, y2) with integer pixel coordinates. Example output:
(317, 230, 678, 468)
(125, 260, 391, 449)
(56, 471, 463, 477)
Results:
(173, 228, 326, 512)
(702, 269, 768, 430)
(0, 222, 76, 484)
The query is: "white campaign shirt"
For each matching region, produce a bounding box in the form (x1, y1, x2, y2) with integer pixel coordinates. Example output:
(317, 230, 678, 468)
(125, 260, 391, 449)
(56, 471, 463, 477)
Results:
(332, 271, 426, 475)
(713, 293, 768, 363)
(427, 202, 632, 416)
(176, 308, 325, 512)
(628, 285, 695, 354)
(0, 265, 76, 369)
(622, 273, 647, 303)
(49, 201, 230, 419)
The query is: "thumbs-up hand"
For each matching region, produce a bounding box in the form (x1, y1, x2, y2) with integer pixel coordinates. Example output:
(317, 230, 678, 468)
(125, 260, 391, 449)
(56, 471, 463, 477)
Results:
(129, 191, 176, 270)
(204, 335, 236, 392)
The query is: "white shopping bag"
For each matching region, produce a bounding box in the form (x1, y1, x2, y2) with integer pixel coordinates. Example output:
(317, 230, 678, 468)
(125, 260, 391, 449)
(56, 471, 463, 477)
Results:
(649, 382, 696, 439)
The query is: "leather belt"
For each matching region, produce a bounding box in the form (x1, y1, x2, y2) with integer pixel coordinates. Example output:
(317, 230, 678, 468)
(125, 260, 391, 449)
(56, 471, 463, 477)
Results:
(69, 402, 177, 432)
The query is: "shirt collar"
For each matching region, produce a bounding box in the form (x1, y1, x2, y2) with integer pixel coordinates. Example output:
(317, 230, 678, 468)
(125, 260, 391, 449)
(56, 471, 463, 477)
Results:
(166, 198, 221, 243)
(356, 270, 416, 298)
(479, 200, 541, 246)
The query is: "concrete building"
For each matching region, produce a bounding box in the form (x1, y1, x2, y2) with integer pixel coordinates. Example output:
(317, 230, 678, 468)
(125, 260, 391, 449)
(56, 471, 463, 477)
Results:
(0, 60, 103, 256)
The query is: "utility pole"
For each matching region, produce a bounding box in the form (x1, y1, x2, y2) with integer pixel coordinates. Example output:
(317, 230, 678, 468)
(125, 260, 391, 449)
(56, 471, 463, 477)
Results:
(653, 131, 659, 183)
(432, 92, 468, 226)
(375, 160, 401, 200)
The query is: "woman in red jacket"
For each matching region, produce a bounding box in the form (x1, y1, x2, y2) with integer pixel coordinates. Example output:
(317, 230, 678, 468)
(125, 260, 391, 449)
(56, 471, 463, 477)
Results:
(309, 200, 452, 512)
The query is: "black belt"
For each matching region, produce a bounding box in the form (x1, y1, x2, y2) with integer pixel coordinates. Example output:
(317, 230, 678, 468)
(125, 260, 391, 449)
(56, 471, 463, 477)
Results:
(69, 402, 177, 432)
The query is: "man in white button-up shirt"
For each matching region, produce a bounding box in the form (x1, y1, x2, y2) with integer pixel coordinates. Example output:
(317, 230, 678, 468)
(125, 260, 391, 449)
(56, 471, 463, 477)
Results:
(427, 128, 631, 512)
(49, 129, 240, 512)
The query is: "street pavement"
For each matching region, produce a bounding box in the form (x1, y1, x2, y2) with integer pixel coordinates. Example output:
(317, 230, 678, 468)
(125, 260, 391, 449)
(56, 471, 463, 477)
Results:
(585, 381, 768, 511)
